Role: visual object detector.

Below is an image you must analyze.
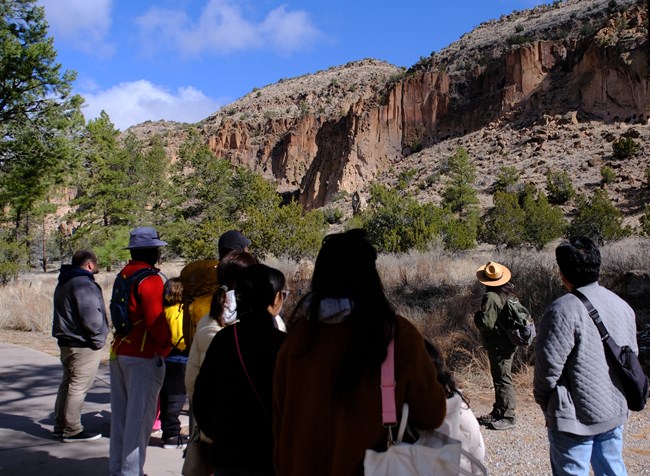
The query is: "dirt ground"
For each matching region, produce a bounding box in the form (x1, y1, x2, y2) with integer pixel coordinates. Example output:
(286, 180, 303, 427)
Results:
(2, 329, 648, 475)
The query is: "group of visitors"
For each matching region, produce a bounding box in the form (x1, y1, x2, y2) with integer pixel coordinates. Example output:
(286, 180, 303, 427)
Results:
(51, 224, 641, 476)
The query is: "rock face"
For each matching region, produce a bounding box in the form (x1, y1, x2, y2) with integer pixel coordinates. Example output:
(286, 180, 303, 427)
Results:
(128, 0, 649, 211)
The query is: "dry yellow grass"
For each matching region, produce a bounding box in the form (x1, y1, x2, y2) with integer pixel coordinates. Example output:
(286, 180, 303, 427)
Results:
(2, 237, 648, 377)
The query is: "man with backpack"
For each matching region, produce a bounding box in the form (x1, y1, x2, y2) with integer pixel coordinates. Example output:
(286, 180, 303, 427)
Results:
(109, 227, 172, 476)
(474, 261, 532, 431)
(52, 249, 108, 442)
(534, 237, 639, 475)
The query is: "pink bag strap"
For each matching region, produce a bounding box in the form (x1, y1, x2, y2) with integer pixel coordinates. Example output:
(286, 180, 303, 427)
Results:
(380, 338, 397, 426)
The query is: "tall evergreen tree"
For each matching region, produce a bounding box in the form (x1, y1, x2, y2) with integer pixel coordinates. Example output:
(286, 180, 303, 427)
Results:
(73, 112, 138, 229)
(0, 0, 84, 245)
(442, 147, 479, 214)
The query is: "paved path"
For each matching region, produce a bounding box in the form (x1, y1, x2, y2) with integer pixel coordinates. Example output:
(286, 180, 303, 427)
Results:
(0, 342, 187, 476)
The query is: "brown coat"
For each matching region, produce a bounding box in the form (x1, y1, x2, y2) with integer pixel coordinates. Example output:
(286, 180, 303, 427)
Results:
(273, 315, 446, 476)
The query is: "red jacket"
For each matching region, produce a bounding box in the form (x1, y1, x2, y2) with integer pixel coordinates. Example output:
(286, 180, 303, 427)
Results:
(111, 260, 172, 358)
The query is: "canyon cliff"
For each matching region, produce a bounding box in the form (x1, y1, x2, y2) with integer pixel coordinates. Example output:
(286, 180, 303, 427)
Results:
(129, 0, 648, 214)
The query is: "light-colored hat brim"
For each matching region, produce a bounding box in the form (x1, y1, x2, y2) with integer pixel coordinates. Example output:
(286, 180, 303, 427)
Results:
(476, 265, 511, 286)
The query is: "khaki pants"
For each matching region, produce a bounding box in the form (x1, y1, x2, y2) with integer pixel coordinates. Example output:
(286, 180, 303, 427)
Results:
(54, 346, 102, 436)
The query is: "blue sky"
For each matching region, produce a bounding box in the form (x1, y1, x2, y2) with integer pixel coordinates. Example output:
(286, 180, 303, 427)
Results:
(39, 0, 552, 131)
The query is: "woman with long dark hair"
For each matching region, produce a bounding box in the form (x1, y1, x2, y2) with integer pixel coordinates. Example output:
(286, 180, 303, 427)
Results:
(273, 229, 446, 476)
(193, 263, 287, 476)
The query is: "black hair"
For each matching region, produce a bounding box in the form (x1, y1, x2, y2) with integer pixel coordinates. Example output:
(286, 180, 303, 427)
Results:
(555, 236, 601, 287)
(209, 251, 259, 326)
(424, 339, 469, 406)
(130, 247, 160, 266)
(235, 264, 285, 322)
(485, 282, 516, 299)
(72, 249, 97, 267)
(299, 229, 396, 394)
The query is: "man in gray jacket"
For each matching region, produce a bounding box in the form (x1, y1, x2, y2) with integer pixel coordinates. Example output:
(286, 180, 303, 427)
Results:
(534, 236, 637, 475)
(52, 249, 109, 442)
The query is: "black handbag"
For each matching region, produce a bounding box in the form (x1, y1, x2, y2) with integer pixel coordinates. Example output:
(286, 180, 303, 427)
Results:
(572, 290, 649, 412)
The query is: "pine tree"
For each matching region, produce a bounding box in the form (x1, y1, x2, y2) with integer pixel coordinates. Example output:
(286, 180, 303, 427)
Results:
(442, 147, 479, 214)
(0, 0, 84, 247)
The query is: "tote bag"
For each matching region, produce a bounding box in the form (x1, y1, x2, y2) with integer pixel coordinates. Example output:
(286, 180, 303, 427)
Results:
(364, 404, 487, 476)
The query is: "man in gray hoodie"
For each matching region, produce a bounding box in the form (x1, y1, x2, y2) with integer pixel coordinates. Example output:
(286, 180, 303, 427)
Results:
(52, 249, 109, 442)
(534, 236, 638, 476)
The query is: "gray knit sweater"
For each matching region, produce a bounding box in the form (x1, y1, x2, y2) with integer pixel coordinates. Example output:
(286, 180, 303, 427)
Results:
(533, 282, 638, 436)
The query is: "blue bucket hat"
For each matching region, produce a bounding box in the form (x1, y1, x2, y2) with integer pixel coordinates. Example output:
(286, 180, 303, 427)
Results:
(125, 227, 168, 249)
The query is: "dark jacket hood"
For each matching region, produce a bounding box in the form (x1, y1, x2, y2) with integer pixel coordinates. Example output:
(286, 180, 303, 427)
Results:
(58, 264, 94, 285)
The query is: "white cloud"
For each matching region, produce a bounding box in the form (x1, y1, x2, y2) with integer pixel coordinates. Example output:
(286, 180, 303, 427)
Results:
(40, 0, 115, 58)
(81, 80, 223, 131)
(135, 0, 324, 58)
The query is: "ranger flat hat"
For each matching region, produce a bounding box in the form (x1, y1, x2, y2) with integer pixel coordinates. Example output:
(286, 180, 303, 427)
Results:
(476, 261, 511, 286)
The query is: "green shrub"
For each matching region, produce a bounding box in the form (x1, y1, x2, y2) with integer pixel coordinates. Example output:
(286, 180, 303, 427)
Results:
(600, 166, 616, 185)
(568, 190, 630, 244)
(641, 205, 650, 236)
(242, 202, 326, 260)
(359, 184, 443, 253)
(612, 136, 640, 159)
(398, 168, 418, 190)
(442, 211, 479, 251)
(507, 34, 534, 46)
(521, 191, 566, 250)
(323, 208, 343, 225)
(493, 166, 520, 194)
(0, 232, 27, 284)
(480, 192, 526, 249)
(580, 23, 596, 37)
(546, 170, 575, 204)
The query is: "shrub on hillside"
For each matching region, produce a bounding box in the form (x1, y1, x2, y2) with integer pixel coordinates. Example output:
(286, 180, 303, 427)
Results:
(323, 207, 343, 225)
(480, 191, 526, 249)
(521, 190, 566, 250)
(493, 166, 520, 194)
(568, 189, 630, 244)
(359, 184, 443, 253)
(600, 165, 616, 185)
(641, 205, 650, 236)
(612, 136, 640, 159)
(546, 170, 575, 204)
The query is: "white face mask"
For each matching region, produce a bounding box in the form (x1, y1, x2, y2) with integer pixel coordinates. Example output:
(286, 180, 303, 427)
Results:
(222, 289, 237, 325)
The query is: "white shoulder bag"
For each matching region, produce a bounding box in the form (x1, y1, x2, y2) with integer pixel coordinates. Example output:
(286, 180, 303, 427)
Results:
(363, 339, 487, 476)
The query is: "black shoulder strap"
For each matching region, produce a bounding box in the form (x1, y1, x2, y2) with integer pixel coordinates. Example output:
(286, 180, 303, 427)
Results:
(572, 289, 610, 342)
(130, 268, 158, 304)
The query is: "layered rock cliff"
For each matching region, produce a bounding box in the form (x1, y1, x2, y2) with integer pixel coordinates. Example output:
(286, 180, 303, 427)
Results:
(129, 0, 648, 211)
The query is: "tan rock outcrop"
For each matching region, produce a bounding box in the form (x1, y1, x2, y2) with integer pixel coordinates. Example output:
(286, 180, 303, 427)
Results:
(128, 0, 648, 210)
